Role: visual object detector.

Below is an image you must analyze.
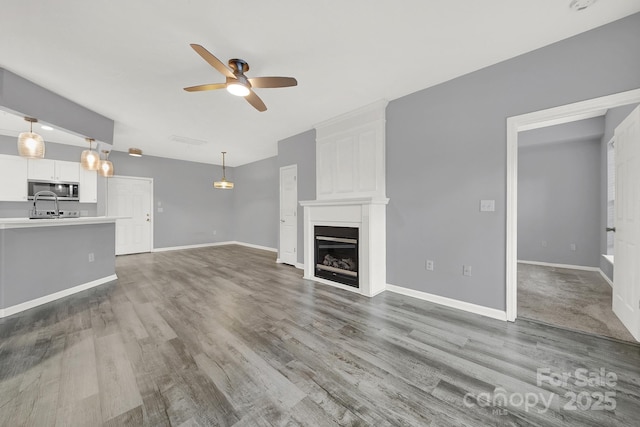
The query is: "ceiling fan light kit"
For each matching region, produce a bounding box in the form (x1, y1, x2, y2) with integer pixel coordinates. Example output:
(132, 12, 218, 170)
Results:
(184, 44, 297, 112)
(17, 117, 45, 159)
(214, 151, 234, 189)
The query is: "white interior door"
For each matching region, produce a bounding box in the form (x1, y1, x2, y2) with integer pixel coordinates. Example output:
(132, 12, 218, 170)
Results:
(279, 165, 297, 266)
(107, 176, 153, 255)
(613, 105, 640, 341)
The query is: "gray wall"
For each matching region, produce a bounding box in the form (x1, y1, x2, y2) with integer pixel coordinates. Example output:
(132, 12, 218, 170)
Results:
(277, 129, 316, 264)
(0, 68, 114, 144)
(232, 156, 278, 249)
(0, 223, 115, 308)
(0, 136, 98, 217)
(386, 13, 640, 310)
(105, 151, 235, 249)
(518, 138, 602, 267)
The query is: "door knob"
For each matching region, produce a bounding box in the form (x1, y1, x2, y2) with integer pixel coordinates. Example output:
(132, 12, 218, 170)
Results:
(280, 219, 285, 222)
(606, 227, 616, 232)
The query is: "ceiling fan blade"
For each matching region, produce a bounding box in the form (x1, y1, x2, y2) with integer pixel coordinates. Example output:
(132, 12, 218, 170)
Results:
(245, 90, 267, 112)
(183, 83, 227, 92)
(189, 44, 234, 79)
(248, 77, 298, 88)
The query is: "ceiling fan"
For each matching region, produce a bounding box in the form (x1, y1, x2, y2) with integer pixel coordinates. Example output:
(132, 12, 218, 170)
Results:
(183, 44, 297, 112)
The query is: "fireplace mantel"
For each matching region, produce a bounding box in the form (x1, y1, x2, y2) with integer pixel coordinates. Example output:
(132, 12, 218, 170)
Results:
(300, 197, 388, 297)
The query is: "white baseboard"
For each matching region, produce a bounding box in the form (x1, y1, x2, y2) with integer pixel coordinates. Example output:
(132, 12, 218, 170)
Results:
(231, 241, 278, 252)
(599, 269, 614, 288)
(152, 241, 277, 253)
(518, 260, 599, 272)
(386, 283, 507, 321)
(0, 274, 118, 318)
(152, 242, 233, 252)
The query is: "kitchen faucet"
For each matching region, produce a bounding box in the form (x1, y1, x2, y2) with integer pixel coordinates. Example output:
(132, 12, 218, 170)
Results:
(31, 190, 60, 218)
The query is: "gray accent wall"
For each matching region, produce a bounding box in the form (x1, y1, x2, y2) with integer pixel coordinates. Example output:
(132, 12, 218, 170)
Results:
(232, 156, 279, 249)
(277, 129, 316, 264)
(0, 68, 114, 144)
(518, 138, 602, 267)
(105, 151, 235, 249)
(386, 13, 640, 310)
(0, 223, 115, 309)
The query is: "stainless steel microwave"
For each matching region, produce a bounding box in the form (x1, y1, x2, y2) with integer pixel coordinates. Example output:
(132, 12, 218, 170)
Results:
(28, 180, 80, 201)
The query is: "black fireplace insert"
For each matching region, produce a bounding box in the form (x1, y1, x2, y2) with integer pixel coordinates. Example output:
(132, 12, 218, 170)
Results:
(314, 226, 359, 288)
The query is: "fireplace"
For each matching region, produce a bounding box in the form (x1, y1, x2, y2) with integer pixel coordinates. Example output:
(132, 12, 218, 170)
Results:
(314, 226, 359, 288)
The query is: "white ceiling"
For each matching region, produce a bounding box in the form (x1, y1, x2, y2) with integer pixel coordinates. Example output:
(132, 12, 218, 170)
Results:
(1, 0, 638, 166)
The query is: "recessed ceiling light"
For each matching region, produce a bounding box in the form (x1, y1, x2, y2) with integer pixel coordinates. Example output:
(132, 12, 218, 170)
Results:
(128, 148, 143, 157)
(41, 125, 53, 131)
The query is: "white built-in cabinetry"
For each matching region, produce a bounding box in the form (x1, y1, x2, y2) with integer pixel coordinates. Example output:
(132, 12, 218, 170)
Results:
(27, 158, 80, 182)
(79, 167, 98, 203)
(0, 154, 97, 203)
(0, 154, 28, 201)
(315, 100, 387, 200)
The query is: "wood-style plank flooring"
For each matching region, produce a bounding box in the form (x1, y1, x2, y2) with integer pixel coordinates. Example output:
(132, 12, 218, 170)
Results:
(1, 245, 639, 426)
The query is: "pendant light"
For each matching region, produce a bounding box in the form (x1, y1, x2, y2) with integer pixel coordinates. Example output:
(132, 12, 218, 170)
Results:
(213, 151, 234, 189)
(99, 150, 114, 177)
(17, 117, 45, 158)
(81, 138, 100, 170)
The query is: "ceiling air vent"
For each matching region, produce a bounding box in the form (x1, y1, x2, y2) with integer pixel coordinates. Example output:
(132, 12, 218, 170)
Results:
(170, 135, 208, 146)
(569, 0, 597, 11)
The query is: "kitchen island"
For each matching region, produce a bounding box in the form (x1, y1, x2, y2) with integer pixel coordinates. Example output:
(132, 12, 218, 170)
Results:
(0, 216, 119, 317)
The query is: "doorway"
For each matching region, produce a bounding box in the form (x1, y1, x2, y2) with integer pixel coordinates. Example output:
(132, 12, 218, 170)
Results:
(107, 176, 153, 255)
(506, 88, 640, 341)
(279, 165, 297, 266)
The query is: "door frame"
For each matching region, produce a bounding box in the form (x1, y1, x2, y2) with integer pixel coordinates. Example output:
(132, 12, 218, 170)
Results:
(278, 164, 298, 266)
(506, 88, 640, 322)
(106, 175, 154, 254)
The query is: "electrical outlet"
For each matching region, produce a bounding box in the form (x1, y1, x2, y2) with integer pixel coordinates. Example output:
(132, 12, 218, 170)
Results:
(88, 253, 95, 262)
(425, 260, 434, 271)
(480, 199, 495, 212)
(463, 265, 472, 276)
(157, 207, 164, 213)
(541, 240, 547, 248)
(570, 243, 577, 251)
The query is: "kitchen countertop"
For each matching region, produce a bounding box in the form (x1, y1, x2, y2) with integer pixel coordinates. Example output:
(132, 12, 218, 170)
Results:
(0, 216, 124, 229)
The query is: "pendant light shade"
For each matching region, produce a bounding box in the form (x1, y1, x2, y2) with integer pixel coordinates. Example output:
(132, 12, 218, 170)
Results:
(99, 150, 114, 177)
(81, 138, 100, 170)
(17, 117, 45, 159)
(214, 151, 234, 189)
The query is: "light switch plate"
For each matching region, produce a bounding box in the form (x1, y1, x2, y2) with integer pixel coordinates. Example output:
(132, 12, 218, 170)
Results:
(480, 200, 495, 212)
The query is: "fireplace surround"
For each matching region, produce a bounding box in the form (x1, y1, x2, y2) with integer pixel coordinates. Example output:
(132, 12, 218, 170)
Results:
(300, 197, 388, 297)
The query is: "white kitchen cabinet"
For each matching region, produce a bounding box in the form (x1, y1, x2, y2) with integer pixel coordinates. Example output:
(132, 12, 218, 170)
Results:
(79, 168, 98, 203)
(28, 159, 80, 182)
(0, 154, 28, 201)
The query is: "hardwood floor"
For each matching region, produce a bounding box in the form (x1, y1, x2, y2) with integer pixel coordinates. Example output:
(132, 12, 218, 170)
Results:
(1, 245, 639, 426)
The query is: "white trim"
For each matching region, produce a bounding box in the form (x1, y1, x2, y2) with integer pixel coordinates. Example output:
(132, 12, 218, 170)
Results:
(517, 260, 599, 272)
(506, 88, 640, 323)
(386, 284, 507, 321)
(231, 241, 278, 252)
(599, 269, 614, 288)
(152, 242, 234, 252)
(152, 241, 277, 253)
(0, 275, 117, 318)
(295, 262, 305, 270)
